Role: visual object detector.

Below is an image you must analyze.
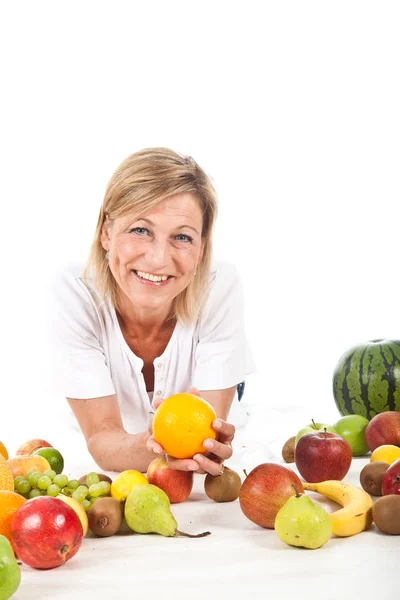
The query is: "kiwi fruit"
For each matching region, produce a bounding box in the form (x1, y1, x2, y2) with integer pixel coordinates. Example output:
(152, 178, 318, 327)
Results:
(88, 497, 123, 537)
(79, 472, 113, 486)
(372, 495, 400, 534)
(359, 461, 389, 496)
(204, 466, 242, 502)
(282, 436, 296, 463)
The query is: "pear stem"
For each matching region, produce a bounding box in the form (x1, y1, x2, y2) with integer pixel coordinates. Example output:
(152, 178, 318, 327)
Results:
(311, 419, 316, 428)
(175, 530, 211, 538)
(292, 483, 302, 498)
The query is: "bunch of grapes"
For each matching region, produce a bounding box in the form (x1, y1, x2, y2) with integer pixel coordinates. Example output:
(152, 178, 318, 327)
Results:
(14, 470, 111, 512)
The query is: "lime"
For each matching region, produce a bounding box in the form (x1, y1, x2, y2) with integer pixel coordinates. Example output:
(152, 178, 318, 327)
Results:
(33, 448, 64, 474)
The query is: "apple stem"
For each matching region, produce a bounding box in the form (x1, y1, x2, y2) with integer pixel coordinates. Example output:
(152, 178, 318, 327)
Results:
(175, 530, 211, 538)
(243, 469, 248, 478)
(60, 545, 69, 555)
(292, 483, 302, 498)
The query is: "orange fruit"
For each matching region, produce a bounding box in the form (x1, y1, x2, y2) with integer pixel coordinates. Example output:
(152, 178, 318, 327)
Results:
(6, 456, 51, 479)
(153, 393, 217, 459)
(0, 490, 26, 549)
(0, 454, 13, 492)
(0, 442, 9, 460)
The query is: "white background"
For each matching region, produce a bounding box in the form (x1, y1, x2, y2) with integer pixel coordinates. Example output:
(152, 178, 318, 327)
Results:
(1, 1, 399, 452)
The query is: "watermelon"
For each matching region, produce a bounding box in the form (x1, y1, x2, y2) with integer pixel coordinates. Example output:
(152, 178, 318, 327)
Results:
(333, 339, 400, 420)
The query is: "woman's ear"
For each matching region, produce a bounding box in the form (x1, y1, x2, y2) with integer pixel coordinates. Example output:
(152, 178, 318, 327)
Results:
(100, 215, 111, 251)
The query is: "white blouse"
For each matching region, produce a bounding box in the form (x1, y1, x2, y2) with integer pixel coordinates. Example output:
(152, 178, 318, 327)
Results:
(51, 259, 256, 435)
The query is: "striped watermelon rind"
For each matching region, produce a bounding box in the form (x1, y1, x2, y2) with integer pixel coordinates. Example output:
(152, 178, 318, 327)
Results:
(333, 339, 400, 420)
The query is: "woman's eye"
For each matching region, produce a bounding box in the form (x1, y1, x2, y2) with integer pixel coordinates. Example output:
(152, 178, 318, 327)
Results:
(175, 233, 193, 243)
(129, 227, 148, 235)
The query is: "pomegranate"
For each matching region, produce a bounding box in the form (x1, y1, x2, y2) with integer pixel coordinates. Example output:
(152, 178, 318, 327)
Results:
(11, 496, 83, 569)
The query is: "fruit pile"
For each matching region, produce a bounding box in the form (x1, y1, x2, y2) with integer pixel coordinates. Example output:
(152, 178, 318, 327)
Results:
(1, 383, 400, 599)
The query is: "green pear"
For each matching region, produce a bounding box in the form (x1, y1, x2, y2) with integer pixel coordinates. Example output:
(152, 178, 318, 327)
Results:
(0, 535, 21, 600)
(124, 484, 210, 538)
(274, 485, 332, 549)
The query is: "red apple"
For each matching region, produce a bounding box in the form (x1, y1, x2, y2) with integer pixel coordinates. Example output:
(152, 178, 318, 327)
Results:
(239, 463, 304, 529)
(11, 497, 83, 569)
(381, 457, 400, 495)
(295, 430, 352, 482)
(146, 457, 193, 503)
(16, 439, 53, 456)
(365, 411, 400, 452)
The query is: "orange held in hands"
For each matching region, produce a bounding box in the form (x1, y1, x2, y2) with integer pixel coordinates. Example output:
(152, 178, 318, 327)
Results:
(153, 393, 217, 459)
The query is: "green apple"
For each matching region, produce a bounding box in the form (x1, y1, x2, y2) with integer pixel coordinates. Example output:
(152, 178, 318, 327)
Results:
(0, 534, 21, 600)
(295, 420, 336, 447)
(333, 414, 370, 456)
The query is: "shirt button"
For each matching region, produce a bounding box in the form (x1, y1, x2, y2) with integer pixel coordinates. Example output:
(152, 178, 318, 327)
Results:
(156, 390, 162, 396)
(157, 363, 163, 369)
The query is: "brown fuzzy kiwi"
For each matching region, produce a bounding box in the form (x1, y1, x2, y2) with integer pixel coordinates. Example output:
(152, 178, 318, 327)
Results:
(359, 461, 389, 496)
(204, 466, 242, 502)
(372, 495, 400, 534)
(282, 436, 296, 463)
(88, 497, 123, 537)
(79, 472, 113, 486)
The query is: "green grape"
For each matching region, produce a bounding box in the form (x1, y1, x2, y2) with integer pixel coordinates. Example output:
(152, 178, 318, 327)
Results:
(76, 485, 89, 496)
(47, 484, 60, 497)
(16, 479, 31, 495)
(53, 474, 68, 488)
(37, 475, 52, 490)
(28, 471, 42, 488)
(61, 486, 72, 496)
(67, 479, 79, 490)
(29, 488, 41, 499)
(86, 472, 100, 487)
(13, 476, 25, 488)
(81, 499, 91, 512)
(26, 468, 37, 477)
(88, 483, 103, 498)
(98, 481, 111, 496)
(72, 490, 87, 504)
(43, 469, 57, 480)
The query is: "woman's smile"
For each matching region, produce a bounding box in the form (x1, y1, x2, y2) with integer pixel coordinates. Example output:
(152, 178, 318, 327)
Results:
(132, 269, 174, 286)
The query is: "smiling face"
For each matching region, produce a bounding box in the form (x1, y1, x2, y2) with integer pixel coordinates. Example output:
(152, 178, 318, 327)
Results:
(101, 193, 204, 319)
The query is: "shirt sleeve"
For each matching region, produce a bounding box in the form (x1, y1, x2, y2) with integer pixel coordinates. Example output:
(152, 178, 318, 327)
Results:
(193, 261, 256, 390)
(50, 268, 116, 399)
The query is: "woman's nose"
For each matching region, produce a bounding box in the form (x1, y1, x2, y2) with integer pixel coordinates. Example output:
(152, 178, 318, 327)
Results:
(148, 237, 169, 268)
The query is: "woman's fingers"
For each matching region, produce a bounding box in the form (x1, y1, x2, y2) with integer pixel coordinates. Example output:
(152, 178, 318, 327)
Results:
(213, 418, 235, 443)
(146, 433, 164, 455)
(189, 386, 201, 396)
(165, 456, 203, 472)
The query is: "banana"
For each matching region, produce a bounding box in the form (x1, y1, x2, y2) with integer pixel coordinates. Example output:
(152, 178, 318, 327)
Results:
(302, 480, 373, 537)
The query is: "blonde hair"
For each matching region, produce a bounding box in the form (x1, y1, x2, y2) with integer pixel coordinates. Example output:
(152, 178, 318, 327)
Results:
(85, 147, 218, 324)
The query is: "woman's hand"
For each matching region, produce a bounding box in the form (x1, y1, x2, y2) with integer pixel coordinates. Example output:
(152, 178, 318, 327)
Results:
(146, 389, 235, 475)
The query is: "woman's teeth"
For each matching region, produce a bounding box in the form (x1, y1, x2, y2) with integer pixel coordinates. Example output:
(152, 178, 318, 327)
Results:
(135, 270, 169, 282)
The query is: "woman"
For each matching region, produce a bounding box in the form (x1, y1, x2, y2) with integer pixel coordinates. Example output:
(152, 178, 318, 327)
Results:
(52, 147, 255, 475)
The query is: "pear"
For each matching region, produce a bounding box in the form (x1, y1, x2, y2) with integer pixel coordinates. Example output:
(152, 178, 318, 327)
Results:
(274, 484, 332, 549)
(0, 535, 21, 600)
(124, 484, 210, 538)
